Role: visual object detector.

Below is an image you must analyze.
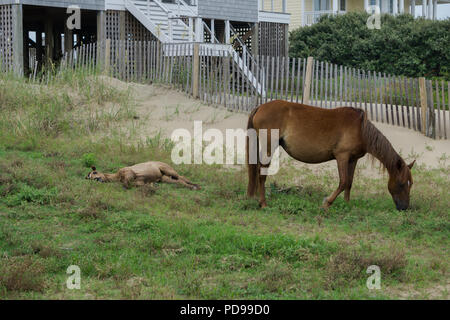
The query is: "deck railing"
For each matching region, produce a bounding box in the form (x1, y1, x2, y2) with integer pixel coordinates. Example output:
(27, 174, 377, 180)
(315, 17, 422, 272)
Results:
(303, 10, 346, 26)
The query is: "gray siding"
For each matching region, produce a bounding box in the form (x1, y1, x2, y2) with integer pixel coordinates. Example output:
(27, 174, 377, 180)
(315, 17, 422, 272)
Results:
(0, 0, 105, 10)
(198, 0, 258, 22)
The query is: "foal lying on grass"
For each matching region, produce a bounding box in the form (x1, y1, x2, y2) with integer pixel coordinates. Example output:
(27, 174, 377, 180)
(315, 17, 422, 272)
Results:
(86, 161, 200, 190)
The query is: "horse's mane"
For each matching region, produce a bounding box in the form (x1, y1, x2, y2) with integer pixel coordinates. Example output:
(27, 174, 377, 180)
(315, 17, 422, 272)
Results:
(360, 111, 401, 173)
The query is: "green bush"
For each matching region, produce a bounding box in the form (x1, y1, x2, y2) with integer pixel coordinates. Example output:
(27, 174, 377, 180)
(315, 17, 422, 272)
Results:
(82, 153, 97, 168)
(289, 12, 450, 80)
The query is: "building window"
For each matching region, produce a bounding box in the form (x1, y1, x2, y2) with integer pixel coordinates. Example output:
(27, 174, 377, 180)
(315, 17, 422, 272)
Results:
(314, 0, 331, 11)
(340, 0, 346, 11)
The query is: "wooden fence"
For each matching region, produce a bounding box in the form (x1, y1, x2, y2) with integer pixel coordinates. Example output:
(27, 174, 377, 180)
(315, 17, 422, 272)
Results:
(3, 39, 449, 140)
(302, 59, 450, 140)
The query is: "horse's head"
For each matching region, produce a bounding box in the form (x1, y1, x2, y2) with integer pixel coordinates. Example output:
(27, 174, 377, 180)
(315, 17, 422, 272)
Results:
(388, 159, 415, 211)
(85, 166, 106, 183)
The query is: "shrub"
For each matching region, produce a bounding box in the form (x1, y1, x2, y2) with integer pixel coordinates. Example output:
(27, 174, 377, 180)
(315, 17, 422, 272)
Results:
(289, 13, 450, 80)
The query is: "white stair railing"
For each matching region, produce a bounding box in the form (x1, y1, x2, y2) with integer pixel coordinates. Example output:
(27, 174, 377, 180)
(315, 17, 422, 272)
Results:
(126, 0, 264, 95)
(125, 0, 170, 42)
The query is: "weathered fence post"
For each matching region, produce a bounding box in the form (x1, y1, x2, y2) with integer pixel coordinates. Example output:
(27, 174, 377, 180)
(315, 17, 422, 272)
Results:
(223, 52, 230, 108)
(192, 43, 200, 98)
(426, 80, 436, 139)
(419, 77, 427, 135)
(104, 39, 111, 75)
(302, 57, 314, 104)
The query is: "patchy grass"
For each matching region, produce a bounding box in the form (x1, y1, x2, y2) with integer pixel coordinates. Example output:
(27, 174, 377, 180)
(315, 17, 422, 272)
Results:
(0, 71, 448, 300)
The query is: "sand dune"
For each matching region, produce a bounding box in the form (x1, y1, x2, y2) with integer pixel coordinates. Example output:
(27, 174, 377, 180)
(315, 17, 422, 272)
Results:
(102, 78, 450, 176)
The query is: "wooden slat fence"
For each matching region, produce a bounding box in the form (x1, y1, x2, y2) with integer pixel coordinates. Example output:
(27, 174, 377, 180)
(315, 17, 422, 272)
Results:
(2, 39, 449, 140)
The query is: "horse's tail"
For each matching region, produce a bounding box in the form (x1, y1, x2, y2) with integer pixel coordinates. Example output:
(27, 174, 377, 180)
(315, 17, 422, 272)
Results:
(247, 106, 260, 198)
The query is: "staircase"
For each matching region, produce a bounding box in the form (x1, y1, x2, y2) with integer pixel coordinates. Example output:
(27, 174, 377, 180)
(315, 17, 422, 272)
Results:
(125, 0, 194, 42)
(124, 0, 264, 95)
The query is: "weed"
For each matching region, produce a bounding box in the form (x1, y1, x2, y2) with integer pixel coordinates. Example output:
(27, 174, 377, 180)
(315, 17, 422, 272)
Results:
(5, 184, 57, 206)
(82, 153, 96, 168)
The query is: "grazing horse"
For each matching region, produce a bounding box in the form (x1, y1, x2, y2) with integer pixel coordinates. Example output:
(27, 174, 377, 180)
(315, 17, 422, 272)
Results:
(86, 161, 200, 190)
(246, 100, 415, 211)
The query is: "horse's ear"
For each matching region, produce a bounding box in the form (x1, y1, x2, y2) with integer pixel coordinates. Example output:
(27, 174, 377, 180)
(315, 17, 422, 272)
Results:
(408, 160, 416, 169)
(91, 166, 96, 171)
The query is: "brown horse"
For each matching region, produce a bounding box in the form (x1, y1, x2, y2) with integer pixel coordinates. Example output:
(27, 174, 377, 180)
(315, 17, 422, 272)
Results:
(246, 100, 415, 211)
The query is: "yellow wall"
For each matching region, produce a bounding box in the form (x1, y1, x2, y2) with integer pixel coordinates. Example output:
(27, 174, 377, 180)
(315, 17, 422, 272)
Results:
(405, 0, 411, 14)
(347, 0, 364, 12)
(347, 0, 412, 14)
(268, 0, 312, 31)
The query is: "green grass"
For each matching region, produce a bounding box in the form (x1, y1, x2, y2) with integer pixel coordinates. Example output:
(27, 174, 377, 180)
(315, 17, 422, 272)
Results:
(0, 71, 448, 300)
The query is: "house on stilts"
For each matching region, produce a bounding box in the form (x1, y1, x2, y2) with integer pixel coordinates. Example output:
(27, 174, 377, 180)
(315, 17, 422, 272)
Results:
(0, 0, 290, 75)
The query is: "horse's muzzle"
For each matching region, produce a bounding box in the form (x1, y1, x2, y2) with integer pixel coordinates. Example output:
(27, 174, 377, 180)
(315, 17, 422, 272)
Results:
(395, 202, 409, 211)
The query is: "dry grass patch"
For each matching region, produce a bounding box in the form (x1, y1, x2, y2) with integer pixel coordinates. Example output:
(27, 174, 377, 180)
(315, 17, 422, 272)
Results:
(0, 256, 47, 293)
(326, 246, 408, 289)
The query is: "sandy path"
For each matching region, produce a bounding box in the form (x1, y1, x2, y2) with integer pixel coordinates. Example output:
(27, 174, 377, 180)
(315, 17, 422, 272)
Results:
(103, 78, 450, 177)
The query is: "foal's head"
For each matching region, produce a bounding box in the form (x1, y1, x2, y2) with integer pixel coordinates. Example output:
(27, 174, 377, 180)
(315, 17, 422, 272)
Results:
(85, 166, 106, 183)
(388, 160, 415, 211)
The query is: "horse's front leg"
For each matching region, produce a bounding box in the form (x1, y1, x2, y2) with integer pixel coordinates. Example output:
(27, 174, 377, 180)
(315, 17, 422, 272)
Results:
(323, 157, 349, 209)
(120, 171, 137, 189)
(134, 180, 146, 187)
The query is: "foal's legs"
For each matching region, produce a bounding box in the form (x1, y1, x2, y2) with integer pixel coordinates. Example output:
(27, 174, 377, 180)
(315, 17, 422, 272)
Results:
(344, 159, 358, 202)
(161, 175, 198, 190)
(120, 171, 137, 189)
(323, 155, 351, 209)
(160, 166, 200, 189)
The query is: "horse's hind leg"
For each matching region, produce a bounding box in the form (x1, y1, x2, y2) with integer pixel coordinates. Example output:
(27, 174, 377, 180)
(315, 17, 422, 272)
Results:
(344, 159, 358, 202)
(323, 156, 350, 209)
(257, 132, 275, 208)
(180, 177, 200, 190)
(160, 166, 200, 190)
(258, 167, 268, 208)
(161, 175, 197, 190)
